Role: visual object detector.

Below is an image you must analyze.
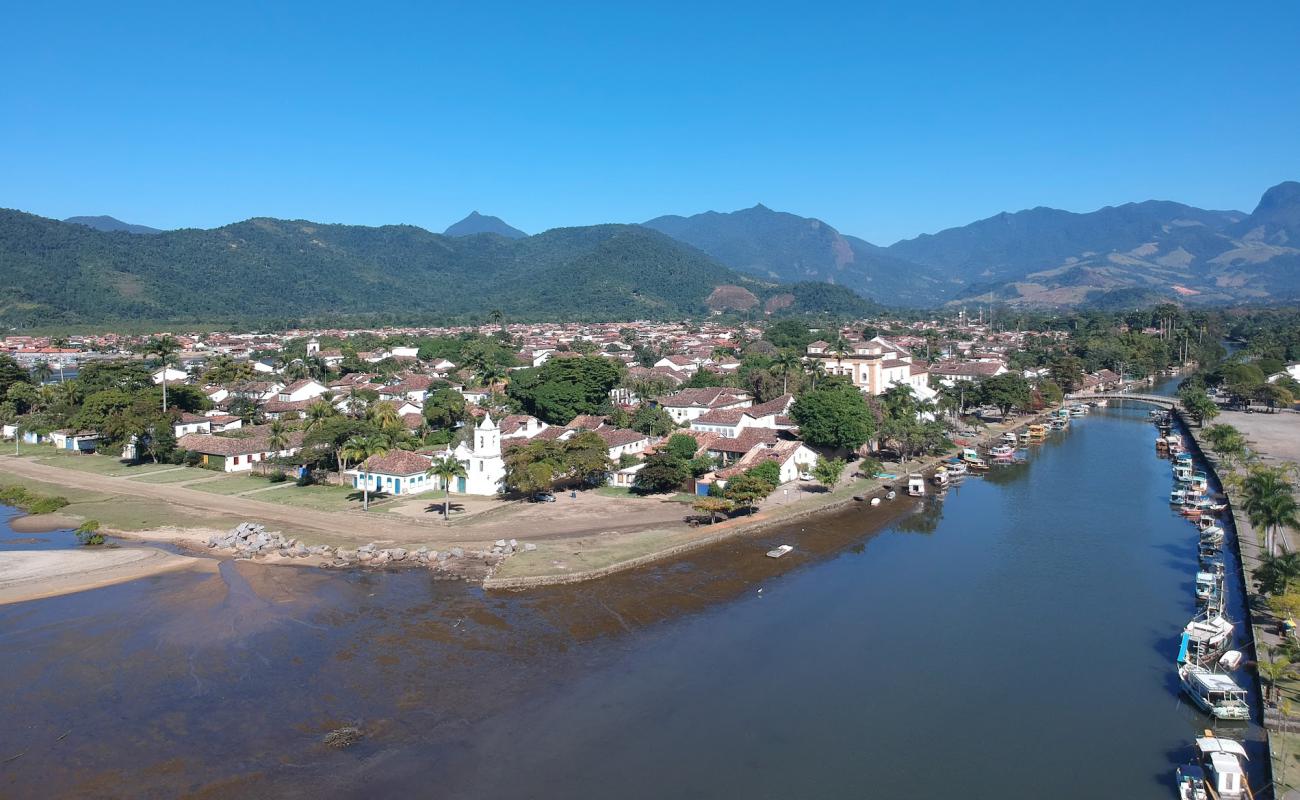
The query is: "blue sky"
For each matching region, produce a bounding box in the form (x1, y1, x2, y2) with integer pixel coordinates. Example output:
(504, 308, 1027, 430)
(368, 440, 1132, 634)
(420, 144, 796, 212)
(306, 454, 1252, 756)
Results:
(3, 1, 1298, 244)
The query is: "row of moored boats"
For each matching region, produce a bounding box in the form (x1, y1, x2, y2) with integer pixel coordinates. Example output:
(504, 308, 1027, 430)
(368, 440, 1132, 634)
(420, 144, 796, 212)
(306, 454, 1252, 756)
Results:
(1155, 411, 1256, 800)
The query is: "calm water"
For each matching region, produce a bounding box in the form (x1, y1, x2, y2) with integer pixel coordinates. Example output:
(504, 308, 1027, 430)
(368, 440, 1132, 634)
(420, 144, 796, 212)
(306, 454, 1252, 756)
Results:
(0, 398, 1268, 798)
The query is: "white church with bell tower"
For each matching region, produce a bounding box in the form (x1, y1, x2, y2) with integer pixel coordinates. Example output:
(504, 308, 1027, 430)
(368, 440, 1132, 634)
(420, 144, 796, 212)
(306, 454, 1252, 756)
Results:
(451, 413, 506, 495)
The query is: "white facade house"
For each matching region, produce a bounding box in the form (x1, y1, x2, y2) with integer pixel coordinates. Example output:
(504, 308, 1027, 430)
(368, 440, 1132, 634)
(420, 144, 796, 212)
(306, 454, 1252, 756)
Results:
(348, 450, 437, 496)
(277, 379, 329, 403)
(656, 388, 752, 424)
(449, 414, 506, 495)
(173, 413, 212, 437)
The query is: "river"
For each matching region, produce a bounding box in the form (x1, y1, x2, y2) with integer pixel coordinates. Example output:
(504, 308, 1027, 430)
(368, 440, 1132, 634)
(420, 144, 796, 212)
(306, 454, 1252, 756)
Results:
(0, 391, 1268, 798)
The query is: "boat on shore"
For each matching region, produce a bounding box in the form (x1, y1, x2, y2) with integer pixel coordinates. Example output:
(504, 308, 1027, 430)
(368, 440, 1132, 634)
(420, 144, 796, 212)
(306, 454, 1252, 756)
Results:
(931, 469, 949, 488)
(1178, 663, 1250, 720)
(906, 474, 925, 497)
(766, 545, 793, 559)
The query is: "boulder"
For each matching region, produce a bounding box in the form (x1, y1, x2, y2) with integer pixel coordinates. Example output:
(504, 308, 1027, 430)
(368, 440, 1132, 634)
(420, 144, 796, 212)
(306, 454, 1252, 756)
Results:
(449, 547, 464, 558)
(523, 543, 537, 552)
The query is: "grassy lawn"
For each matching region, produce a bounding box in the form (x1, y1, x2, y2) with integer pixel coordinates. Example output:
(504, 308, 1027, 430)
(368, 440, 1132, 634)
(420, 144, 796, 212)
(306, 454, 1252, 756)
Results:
(492, 526, 705, 580)
(254, 483, 364, 512)
(190, 474, 280, 495)
(0, 472, 241, 532)
(594, 486, 697, 504)
(32, 452, 176, 477)
(127, 467, 213, 484)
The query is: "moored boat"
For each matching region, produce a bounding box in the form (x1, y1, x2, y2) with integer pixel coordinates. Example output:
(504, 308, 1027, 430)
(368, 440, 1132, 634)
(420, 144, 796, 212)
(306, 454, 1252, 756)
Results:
(1175, 763, 1209, 800)
(1194, 735, 1254, 798)
(1178, 663, 1250, 720)
(766, 544, 793, 559)
(1180, 611, 1235, 665)
(907, 474, 925, 497)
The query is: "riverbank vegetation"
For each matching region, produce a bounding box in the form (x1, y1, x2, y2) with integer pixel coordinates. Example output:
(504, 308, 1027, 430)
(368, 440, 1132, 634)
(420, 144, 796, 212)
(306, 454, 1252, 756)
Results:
(0, 483, 70, 515)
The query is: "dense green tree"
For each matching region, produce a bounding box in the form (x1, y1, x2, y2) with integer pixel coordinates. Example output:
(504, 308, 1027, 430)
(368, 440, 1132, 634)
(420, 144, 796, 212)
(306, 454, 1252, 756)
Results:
(631, 404, 675, 437)
(506, 356, 624, 424)
(978, 373, 1032, 417)
(632, 452, 691, 495)
(664, 433, 701, 462)
(724, 472, 774, 512)
(790, 383, 875, 452)
(811, 456, 845, 489)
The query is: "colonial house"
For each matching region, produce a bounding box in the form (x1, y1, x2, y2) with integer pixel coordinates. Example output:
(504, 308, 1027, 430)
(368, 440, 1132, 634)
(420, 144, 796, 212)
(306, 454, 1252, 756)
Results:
(807, 335, 934, 400)
(654, 387, 752, 423)
(609, 461, 646, 488)
(207, 415, 243, 433)
(592, 426, 651, 461)
(381, 375, 436, 404)
(178, 429, 304, 472)
(930, 360, 1008, 384)
(173, 412, 212, 438)
(277, 379, 329, 403)
(715, 439, 818, 486)
(499, 414, 549, 440)
(653, 355, 701, 374)
(690, 394, 794, 439)
(347, 450, 436, 497)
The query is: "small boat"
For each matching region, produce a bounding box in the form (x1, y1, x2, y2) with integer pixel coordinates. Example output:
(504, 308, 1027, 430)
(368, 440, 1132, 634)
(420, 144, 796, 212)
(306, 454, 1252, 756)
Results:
(1176, 766, 1209, 800)
(885, 490, 896, 501)
(1090, 398, 1108, 408)
(873, 472, 898, 480)
(1176, 764, 1209, 800)
(1197, 514, 1220, 532)
(1178, 663, 1250, 720)
(1219, 650, 1244, 671)
(869, 497, 881, 507)
(907, 474, 925, 497)
(1026, 424, 1047, 441)
(1194, 735, 1254, 798)
(1195, 569, 1224, 605)
(932, 469, 949, 488)
(943, 459, 968, 476)
(1200, 526, 1225, 547)
(988, 443, 1015, 459)
(1069, 404, 1089, 417)
(766, 545, 793, 559)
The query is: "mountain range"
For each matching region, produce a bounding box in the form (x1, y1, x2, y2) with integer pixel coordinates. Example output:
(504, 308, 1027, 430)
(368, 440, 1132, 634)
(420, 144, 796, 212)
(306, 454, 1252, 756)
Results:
(12, 179, 1297, 326)
(0, 211, 873, 327)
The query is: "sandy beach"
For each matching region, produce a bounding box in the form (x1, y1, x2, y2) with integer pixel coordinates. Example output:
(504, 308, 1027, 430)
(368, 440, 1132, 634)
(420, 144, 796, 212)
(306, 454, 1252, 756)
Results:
(0, 547, 208, 605)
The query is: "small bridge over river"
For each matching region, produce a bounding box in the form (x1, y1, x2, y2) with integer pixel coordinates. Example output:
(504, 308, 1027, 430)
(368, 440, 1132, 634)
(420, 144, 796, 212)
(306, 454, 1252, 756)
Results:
(1070, 392, 1180, 410)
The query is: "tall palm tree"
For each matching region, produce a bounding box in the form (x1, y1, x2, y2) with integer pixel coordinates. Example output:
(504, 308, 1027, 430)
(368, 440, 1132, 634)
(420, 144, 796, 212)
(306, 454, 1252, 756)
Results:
(340, 434, 391, 511)
(368, 402, 401, 433)
(266, 420, 289, 455)
(1254, 552, 1300, 596)
(30, 360, 52, 384)
(1244, 468, 1300, 555)
(804, 359, 827, 390)
(147, 335, 181, 413)
(773, 351, 802, 395)
(1258, 648, 1293, 706)
(426, 454, 467, 521)
(489, 308, 505, 336)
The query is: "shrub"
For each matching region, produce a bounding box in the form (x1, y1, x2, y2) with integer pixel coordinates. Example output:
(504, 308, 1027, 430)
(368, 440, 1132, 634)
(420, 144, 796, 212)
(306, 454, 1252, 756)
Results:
(296, 470, 316, 487)
(268, 470, 288, 483)
(75, 519, 105, 545)
(28, 496, 69, 514)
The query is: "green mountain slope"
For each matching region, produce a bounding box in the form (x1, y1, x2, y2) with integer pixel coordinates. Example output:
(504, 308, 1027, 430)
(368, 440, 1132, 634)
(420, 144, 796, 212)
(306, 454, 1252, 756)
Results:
(0, 211, 875, 325)
(64, 215, 162, 234)
(443, 211, 527, 238)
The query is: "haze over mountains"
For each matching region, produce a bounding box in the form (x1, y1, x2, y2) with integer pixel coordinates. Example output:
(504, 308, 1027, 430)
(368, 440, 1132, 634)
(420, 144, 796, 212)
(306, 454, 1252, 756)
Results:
(13, 180, 1297, 326)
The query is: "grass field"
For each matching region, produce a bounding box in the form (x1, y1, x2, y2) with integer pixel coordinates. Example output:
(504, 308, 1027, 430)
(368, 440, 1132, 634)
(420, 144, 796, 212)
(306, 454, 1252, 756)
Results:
(0, 473, 241, 532)
(127, 468, 215, 484)
(190, 475, 280, 495)
(32, 453, 177, 478)
(254, 483, 363, 512)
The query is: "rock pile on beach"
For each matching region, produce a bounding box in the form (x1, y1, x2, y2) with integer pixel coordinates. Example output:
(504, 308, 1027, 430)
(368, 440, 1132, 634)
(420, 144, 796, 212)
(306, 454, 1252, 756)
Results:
(206, 522, 534, 580)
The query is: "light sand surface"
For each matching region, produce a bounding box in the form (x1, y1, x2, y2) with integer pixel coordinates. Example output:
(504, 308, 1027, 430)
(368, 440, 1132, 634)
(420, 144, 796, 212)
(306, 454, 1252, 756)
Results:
(8, 513, 81, 533)
(0, 547, 209, 605)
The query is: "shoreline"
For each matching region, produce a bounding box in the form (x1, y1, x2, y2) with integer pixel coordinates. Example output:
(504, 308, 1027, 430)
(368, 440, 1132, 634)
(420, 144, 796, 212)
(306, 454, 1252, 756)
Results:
(0, 546, 210, 605)
(485, 408, 1060, 590)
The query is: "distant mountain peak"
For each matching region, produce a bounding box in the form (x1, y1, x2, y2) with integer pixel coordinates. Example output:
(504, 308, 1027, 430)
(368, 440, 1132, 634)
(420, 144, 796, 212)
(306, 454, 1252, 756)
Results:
(444, 211, 526, 239)
(64, 215, 161, 235)
(1253, 180, 1300, 216)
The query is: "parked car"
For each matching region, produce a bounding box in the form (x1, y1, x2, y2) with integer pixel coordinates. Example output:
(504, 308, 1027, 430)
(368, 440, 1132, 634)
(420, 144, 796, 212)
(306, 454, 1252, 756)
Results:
(531, 492, 556, 503)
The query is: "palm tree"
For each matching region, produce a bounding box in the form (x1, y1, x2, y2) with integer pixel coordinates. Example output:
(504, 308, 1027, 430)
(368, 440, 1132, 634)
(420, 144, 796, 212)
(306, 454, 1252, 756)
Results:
(1258, 648, 1293, 706)
(477, 362, 507, 390)
(340, 434, 391, 510)
(489, 308, 505, 336)
(304, 399, 338, 432)
(773, 351, 802, 395)
(830, 336, 852, 375)
(147, 335, 181, 413)
(804, 359, 827, 390)
(30, 360, 52, 384)
(426, 454, 467, 521)
(1255, 552, 1300, 596)
(1244, 468, 1300, 555)
(266, 420, 289, 455)
(368, 402, 401, 434)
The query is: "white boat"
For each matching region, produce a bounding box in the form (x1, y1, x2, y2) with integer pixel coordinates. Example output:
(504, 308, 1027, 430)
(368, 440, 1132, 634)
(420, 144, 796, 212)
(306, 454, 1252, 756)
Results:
(988, 443, 1015, 458)
(1219, 650, 1244, 671)
(1176, 763, 1209, 800)
(999, 432, 1018, 444)
(885, 490, 896, 500)
(766, 545, 793, 559)
(869, 497, 881, 507)
(1194, 736, 1254, 798)
(1179, 664, 1250, 720)
(944, 460, 968, 476)
(1180, 612, 1234, 664)
(1196, 569, 1223, 606)
(1200, 526, 1225, 547)
(931, 469, 949, 488)
(907, 474, 925, 497)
